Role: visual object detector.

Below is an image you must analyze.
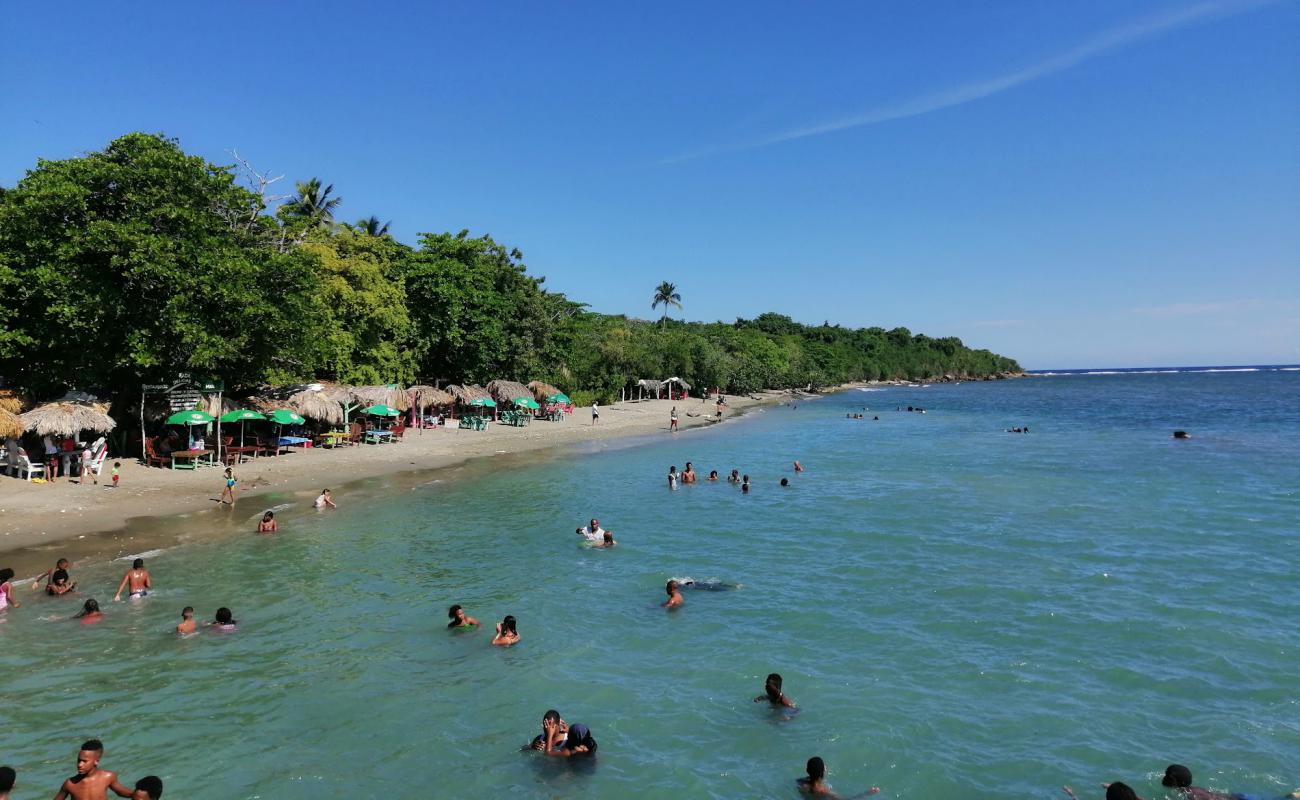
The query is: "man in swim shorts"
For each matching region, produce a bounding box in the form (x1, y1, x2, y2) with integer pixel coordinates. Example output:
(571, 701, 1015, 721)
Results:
(53, 739, 131, 800)
(112, 558, 152, 602)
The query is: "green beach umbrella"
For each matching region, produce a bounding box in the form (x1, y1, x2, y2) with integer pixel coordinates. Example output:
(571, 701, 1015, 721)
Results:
(219, 409, 266, 423)
(362, 404, 399, 417)
(166, 409, 214, 425)
(546, 393, 570, 404)
(267, 409, 305, 425)
(513, 397, 540, 410)
(468, 397, 496, 408)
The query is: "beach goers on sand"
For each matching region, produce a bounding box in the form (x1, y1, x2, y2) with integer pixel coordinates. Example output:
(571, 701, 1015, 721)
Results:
(670, 405, 679, 432)
(591, 401, 600, 424)
(112, 558, 151, 601)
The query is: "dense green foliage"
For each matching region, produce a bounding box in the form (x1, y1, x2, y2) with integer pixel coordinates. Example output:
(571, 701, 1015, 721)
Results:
(0, 134, 1019, 402)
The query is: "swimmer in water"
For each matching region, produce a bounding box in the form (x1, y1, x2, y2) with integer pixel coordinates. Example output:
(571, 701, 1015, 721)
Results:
(53, 738, 132, 800)
(0, 765, 14, 798)
(754, 673, 797, 709)
(176, 606, 196, 635)
(708, 470, 718, 481)
(527, 709, 567, 751)
(132, 775, 163, 799)
(257, 511, 278, 533)
(447, 604, 479, 629)
(74, 598, 103, 624)
(667, 466, 678, 489)
(492, 615, 519, 645)
(663, 580, 684, 609)
(592, 531, 617, 548)
(576, 518, 605, 542)
(209, 607, 237, 630)
(797, 756, 879, 797)
(314, 489, 337, 509)
(541, 722, 597, 759)
(0, 568, 19, 611)
(742, 475, 750, 494)
(780, 477, 789, 487)
(112, 558, 151, 602)
(794, 460, 804, 472)
(46, 569, 76, 596)
(682, 462, 697, 484)
(33, 558, 74, 594)
(1062, 783, 1141, 800)
(727, 469, 740, 484)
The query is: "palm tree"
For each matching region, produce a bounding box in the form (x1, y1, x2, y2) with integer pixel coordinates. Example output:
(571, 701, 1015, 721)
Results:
(282, 178, 342, 229)
(651, 281, 682, 326)
(354, 215, 392, 237)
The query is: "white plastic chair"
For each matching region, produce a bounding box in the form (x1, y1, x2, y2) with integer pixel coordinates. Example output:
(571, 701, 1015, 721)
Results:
(14, 453, 43, 481)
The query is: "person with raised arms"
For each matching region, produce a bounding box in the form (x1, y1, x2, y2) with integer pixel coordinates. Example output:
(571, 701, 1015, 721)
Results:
(491, 615, 519, 645)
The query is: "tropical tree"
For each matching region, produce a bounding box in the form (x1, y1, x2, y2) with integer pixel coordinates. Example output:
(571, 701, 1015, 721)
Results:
(352, 215, 392, 237)
(651, 281, 682, 326)
(281, 177, 342, 230)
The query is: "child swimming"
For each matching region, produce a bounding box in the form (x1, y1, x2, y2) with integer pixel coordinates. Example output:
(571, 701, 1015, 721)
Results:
(74, 599, 103, 624)
(754, 673, 797, 709)
(176, 607, 196, 635)
(209, 607, 237, 631)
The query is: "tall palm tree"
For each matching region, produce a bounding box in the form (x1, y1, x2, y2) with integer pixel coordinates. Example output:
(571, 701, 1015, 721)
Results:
(282, 178, 342, 229)
(354, 215, 392, 237)
(651, 281, 682, 326)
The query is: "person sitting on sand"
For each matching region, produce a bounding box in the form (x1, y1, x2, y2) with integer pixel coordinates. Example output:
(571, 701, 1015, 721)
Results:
(314, 489, 337, 509)
(527, 709, 567, 751)
(754, 673, 797, 709)
(492, 615, 519, 645)
(576, 518, 605, 542)
(682, 462, 697, 484)
(112, 559, 152, 602)
(797, 756, 878, 797)
(209, 607, 237, 631)
(176, 607, 196, 635)
(708, 470, 718, 481)
(541, 720, 597, 759)
(53, 738, 132, 800)
(1062, 783, 1141, 800)
(727, 469, 740, 484)
(131, 776, 163, 800)
(257, 511, 278, 533)
(74, 599, 103, 624)
(447, 604, 479, 630)
(0, 568, 19, 611)
(663, 580, 683, 609)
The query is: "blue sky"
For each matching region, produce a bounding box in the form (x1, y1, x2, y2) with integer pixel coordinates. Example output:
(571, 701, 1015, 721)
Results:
(2, 1, 1296, 369)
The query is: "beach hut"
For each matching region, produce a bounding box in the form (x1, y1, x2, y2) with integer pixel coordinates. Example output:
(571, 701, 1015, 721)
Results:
(0, 407, 23, 439)
(526, 381, 561, 402)
(352, 385, 410, 412)
(663, 377, 691, 400)
(0, 389, 26, 414)
(486, 380, 533, 406)
(288, 387, 348, 426)
(634, 378, 663, 400)
(408, 385, 453, 429)
(20, 399, 116, 437)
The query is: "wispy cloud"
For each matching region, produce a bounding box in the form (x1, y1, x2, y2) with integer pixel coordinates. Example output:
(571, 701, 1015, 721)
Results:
(663, 0, 1273, 164)
(1132, 299, 1271, 318)
(969, 319, 1027, 328)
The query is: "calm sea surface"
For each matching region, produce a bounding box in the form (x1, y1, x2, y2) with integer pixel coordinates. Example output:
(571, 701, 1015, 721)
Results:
(2, 372, 1298, 799)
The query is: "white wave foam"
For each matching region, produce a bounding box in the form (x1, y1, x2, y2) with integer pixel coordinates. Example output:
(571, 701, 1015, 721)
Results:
(116, 548, 168, 562)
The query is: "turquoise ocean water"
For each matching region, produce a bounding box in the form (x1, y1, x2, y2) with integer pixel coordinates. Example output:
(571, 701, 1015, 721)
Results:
(2, 371, 1298, 799)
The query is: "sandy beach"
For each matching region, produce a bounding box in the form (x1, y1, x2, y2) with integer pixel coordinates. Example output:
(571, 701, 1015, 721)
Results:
(0, 393, 801, 567)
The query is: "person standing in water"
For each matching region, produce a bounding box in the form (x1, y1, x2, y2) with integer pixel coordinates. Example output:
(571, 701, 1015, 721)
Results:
(75, 599, 104, 624)
(742, 475, 750, 494)
(112, 559, 152, 601)
(754, 673, 797, 709)
(663, 580, 684, 609)
(667, 466, 679, 489)
(682, 462, 697, 484)
(210, 607, 237, 630)
(131, 776, 163, 800)
(447, 604, 479, 630)
(0, 568, 19, 612)
(220, 467, 237, 506)
(53, 739, 132, 800)
(0, 765, 14, 799)
(176, 607, 196, 635)
(257, 511, 278, 533)
(794, 460, 804, 473)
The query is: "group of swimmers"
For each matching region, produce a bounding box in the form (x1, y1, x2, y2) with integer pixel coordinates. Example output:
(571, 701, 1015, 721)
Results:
(445, 604, 519, 645)
(1063, 763, 1299, 800)
(667, 460, 803, 493)
(0, 738, 162, 800)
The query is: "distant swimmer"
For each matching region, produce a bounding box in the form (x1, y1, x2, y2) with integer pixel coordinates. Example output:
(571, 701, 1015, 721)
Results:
(447, 604, 479, 630)
(32, 558, 74, 594)
(797, 756, 878, 798)
(754, 673, 797, 709)
(314, 489, 337, 509)
(708, 470, 719, 481)
(742, 475, 750, 494)
(1173, 430, 1191, 439)
(53, 738, 131, 800)
(592, 531, 617, 548)
(1062, 783, 1141, 800)
(0, 568, 19, 611)
(682, 462, 697, 483)
(663, 580, 684, 609)
(727, 469, 740, 484)
(209, 607, 237, 631)
(794, 461, 804, 472)
(176, 606, 196, 635)
(492, 615, 519, 645)
(113, 558, 152, 602)
(780, 478, 789, 487)
(74, 599, 103, 625)
(257, 511, 278, 533)
(667, 466, 679, 489)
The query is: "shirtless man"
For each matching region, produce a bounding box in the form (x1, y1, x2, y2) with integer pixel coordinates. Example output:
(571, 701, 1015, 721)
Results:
(34, 558, 74, 594)
(54, 739, 132, 800)
(176, 607, 196, 635)
(112, 559, 152, 602)
(682, 462, 697, 484)
(663, 580, 684, 609)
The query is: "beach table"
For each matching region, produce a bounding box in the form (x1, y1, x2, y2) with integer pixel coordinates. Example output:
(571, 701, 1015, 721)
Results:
(222, 445, 259, 464)
(170, 449, 214, 470)
(277, 436, 313, 451)
(318, 431, 350, 448)
(364, 429, 394, 444)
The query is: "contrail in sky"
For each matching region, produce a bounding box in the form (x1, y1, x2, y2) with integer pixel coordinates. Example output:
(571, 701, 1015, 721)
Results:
(661, 0, 1276, 164)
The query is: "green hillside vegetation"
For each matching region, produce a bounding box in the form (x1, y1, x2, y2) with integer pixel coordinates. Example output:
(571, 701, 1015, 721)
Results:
(0, 134, 1020, 402)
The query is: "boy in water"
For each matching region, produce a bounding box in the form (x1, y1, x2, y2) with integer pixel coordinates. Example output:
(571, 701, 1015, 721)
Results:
(527, 709, 567, 751)
(112, 558, 152, 602)
(663, 580, 683, 609)
(797, 756, 878, 798)
(176, 607, 196, 635)
(54, 739, 132, 799)
(34, 558, 74, 594)
(0, 765, 14, 799)
(47, 568, 77, 596)
(754, 673, 797, 709)
(592, 531, 617, 548)
(131, 776, 163, 799)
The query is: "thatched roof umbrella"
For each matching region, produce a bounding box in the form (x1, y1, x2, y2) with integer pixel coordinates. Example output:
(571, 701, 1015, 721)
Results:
(0, 407, 23, 439)
(446, 384, 491, 405)
(527, 381, 562, 402)
(288, 388, 346, 426)
(20, 400, 117, 437)
(486, 380, 533, 405)
(406, 385, 453, 429)
(0, 389, 27, 414)
(353, 385, 409, 411)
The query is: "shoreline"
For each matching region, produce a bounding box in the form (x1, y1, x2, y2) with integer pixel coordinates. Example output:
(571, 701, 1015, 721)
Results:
(0, 390, 825, 570)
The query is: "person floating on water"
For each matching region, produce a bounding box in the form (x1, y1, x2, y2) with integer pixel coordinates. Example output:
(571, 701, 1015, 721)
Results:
(797, 756, 879, 797)
(492, 615, 519, 645)
(527, 709, 566, 751)
(112, 558, 152, 602)
(75, 599, 103, 624)
(754, 673, 797, 709)
(663, 579, 684, 609)
(314, 489, 337, 509)
(447, 604, 479, 630)
(53, 739, 132, 800)
(176, 607, 196, 635)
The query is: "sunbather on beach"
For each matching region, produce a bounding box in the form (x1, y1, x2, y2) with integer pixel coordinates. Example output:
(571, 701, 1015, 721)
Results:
(53, 739, 132, 800)
(112, 559, 151, 602)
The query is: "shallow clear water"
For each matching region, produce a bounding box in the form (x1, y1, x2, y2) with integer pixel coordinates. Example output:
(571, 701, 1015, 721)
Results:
(2, 373, 1298, 799)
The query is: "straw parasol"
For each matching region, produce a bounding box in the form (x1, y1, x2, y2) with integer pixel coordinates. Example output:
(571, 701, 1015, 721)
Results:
(486, 380, 533, 405)
(0, 407, 23, 439)
(446, 384, 494, 404)
(20, 400, 117, 437)
(352, 385, 410, 411)
(288, 388, 346, 425)
(527, 381, 562, 402)
(0, 389, 26, 414)
(409, 385, 453, 408)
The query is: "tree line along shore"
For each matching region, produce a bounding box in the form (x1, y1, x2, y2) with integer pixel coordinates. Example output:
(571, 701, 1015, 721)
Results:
(0, 133, 1021, 414)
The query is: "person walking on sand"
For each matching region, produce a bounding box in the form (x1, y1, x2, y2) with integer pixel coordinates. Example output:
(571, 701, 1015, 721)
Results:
(670, 406, 679, 432)
(220, 467, 237, 506)
(112, 558, 152, 601)
(591, 401, 600, 425)
(80, 443, 96, 485)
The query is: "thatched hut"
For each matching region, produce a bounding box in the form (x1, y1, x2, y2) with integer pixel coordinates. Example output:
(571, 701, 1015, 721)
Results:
(20, 400, 117, 437)
(409, 385, 453, 408)
(527, 381, 563, 401)
(0, 389, 26, 414)
(0, 407, 23, 439)
(486, 380, 533, 405)
(445, 384, 493, 405)
(288, 387, 348, 425)
(635, 379, 663, 400)
(352, 385, 410, 411)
